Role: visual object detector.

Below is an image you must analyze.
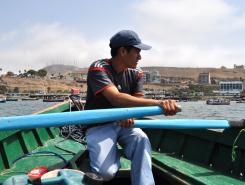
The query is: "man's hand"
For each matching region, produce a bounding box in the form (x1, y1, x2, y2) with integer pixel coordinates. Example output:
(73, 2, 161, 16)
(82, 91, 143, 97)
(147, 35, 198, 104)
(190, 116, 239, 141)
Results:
(117, 118, 134, 128)
(158, 100, 179, 116)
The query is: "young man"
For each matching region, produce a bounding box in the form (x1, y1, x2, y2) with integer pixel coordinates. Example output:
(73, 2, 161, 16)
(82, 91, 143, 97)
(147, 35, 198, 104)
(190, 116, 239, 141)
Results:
(85, 30, 178, 185)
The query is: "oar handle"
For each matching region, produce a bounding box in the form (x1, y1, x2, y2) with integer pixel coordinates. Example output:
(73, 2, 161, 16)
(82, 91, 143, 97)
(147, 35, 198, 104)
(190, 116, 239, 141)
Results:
(0, 106, 164, 131)
(176, 105, 182, 113)
(229, 120, 245, 127)
(0, 105, 183, 131)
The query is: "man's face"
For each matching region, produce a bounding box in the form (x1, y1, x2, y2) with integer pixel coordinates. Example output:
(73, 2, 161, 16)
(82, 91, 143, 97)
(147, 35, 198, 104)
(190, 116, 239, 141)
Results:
(123, 47, 141, 69)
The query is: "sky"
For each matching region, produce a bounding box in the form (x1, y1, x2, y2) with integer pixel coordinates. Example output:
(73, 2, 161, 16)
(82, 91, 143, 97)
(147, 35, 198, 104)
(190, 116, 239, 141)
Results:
(1, 0, 245, 73)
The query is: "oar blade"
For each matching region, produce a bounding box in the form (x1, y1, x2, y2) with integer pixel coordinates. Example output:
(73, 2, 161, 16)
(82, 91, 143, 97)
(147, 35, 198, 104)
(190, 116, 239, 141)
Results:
(134, 119, 231, 129)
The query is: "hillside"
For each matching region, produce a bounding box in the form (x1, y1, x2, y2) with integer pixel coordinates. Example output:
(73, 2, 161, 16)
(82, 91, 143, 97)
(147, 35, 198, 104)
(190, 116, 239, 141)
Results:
(42, 64, 81, 75)
(1, 65, 245, 94)
(1, 76, 86, 93)
(43, 65, 245, 80)
(142, 67, 245, 80)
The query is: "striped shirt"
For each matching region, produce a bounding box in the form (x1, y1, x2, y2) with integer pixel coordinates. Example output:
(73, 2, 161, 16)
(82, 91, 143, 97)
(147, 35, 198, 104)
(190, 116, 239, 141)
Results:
(85, 59, 144, 110)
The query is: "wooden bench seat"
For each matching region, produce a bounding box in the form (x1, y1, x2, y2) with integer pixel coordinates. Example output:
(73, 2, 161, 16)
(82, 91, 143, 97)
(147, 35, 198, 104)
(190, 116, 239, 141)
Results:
(152, 151, 245, 185)
(143, 127, 245, 185)
(0, 136, 86, 183)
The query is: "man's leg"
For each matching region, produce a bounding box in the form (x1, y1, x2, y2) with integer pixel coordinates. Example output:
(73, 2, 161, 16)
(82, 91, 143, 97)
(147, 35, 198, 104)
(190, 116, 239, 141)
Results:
(118, 127, 155, 185)
(86, 123, 121, 181)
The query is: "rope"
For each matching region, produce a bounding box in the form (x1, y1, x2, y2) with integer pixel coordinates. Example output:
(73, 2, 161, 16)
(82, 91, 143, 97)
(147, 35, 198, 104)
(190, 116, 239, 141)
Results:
(60, 125, 87, 145)
(232, 129, 245, 162)
(60, 96, 87, 145)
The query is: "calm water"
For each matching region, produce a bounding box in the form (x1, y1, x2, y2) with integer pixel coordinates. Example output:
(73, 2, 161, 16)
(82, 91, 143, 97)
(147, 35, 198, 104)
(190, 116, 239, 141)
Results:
(0, 100, 244, 121)
(157, 101, 245, 121)
(0, 99, 57, 117)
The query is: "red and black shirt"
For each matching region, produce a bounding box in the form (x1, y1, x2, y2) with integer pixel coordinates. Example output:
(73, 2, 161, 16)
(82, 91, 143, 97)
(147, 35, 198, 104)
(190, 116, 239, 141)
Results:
(85, 59, 144, 110)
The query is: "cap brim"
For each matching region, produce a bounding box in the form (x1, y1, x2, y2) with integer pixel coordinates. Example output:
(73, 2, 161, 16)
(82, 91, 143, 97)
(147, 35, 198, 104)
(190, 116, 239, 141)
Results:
(133, 43, 152, 50)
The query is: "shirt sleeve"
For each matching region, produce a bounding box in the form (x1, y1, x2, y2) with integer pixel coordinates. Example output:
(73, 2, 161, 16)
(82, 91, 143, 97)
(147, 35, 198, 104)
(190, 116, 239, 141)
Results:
(87, 67, 114, 95)
(132, 71, 144, 97)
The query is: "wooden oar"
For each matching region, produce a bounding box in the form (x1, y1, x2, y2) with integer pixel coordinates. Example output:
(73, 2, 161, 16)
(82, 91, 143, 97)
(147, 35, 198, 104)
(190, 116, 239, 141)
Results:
(134, 119, 245, 129)
(0, 106, 164, 131)
(1, 106, 243, 131)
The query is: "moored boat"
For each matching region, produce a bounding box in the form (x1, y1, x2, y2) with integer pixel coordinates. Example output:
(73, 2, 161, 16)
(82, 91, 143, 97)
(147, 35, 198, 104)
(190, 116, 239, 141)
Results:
(0, 95, 6, 103)
(0, 103, 245, 185)
(236, 97, 245, 103)
(21, 97, 39, 101)
(236, 100, 245, 103)
(6, 97, 18, 101)
(206, 99, 230, 105)
(42, 95, 66, 102)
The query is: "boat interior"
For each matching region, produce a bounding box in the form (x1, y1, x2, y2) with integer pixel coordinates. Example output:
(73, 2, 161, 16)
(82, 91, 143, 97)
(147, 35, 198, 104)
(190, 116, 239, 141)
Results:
(0, 102, 245, 185)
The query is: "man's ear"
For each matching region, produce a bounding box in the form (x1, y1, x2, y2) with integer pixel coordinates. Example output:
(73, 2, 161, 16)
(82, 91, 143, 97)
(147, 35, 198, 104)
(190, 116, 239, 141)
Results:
(119, 47, 127, 56)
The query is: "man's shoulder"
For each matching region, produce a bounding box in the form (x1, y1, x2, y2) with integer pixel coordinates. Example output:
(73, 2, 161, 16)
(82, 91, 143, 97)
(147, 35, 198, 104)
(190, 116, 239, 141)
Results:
(126, 67, 144, 81)
(127, 67, 144, 75)
(90, 59, 110, 69)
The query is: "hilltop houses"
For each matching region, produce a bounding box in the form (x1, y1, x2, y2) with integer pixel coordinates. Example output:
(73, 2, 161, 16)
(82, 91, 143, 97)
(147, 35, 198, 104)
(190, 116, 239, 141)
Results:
(234, 64, 244, 70)
(198, 72, 211, 84)
(67, 70, 87, 83)
(143, 70, 161, 84)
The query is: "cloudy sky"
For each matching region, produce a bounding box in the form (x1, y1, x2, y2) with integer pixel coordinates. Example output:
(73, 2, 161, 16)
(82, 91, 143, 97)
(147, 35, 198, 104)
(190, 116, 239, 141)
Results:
(0, 0, 245, 73)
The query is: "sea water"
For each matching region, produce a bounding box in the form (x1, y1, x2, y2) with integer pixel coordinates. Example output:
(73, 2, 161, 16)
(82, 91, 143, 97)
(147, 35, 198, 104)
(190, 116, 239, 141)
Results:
(0, 99, 57, 117)
(157, 101, 245, 121)
(0, 100, 244, 121)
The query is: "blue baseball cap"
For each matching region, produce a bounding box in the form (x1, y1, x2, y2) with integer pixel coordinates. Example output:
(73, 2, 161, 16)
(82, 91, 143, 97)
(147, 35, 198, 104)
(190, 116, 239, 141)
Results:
(109, 30, 152, 50)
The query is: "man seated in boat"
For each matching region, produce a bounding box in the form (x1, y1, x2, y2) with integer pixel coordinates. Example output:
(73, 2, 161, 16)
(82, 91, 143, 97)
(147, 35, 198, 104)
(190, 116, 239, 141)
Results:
(84, 30, 178, 185)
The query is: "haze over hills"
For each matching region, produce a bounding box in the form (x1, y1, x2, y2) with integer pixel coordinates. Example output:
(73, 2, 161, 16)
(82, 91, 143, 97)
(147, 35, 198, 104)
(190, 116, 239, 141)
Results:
(141, 67, 245, 80)
(42, 64, 81, 75)
(42, 64, 245, 80)
(1, 64, 244, 94)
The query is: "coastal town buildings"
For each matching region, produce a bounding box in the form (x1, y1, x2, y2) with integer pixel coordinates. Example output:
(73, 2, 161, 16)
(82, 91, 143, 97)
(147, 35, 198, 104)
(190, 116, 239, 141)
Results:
(234, 64, 245, 70)
(67, 70, 87, 82)
(143, 70, 161, 84)
(1, 64, 245, 99)
(198, 73, 211, 84)
(219, 81, 243, 96)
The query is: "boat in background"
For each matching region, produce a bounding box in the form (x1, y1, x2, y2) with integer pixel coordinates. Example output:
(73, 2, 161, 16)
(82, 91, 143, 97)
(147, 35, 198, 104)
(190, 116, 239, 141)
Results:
(43, 95, 66, 102)
(21, 97, 39, 101)
(6, 96, 18, 101)
(206, 99, 230, 105)
(0, 95, 6, 103)
(236, 99, 245, 103)
(236, 97, 245, 103)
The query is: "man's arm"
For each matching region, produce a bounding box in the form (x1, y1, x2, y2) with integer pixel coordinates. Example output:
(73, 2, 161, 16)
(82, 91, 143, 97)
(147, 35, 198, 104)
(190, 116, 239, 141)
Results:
(102, 85, 177, 115)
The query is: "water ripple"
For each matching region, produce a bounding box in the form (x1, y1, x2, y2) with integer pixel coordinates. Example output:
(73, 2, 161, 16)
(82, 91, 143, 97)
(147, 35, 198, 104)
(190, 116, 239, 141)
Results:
(0, 100, 57, 117)
(0, 101, 244, 121)
(158, 101, 245, 121)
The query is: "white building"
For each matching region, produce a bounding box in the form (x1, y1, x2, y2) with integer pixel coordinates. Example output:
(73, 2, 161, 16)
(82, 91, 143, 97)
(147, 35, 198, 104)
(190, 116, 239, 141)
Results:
(143, 70, 161, 84)
(234, 64, 244, 69)
(198, 73, 211, 84)
(219, 81, 243, 96)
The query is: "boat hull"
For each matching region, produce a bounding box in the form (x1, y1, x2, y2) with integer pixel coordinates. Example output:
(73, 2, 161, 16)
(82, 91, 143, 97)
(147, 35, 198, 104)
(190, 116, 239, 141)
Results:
(43, 99, 64, 102)
(206, 99, 230, 105)
(0, 103, 245, 185)
(0, 96, 6, 103)
(6, 98, 18, 101)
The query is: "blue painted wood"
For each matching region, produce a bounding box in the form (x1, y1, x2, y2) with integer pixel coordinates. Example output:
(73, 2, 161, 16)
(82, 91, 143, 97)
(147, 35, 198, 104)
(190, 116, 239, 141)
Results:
(0, 106, 235, 131)
(134, 119, 230, 129)
(0, 106, 163, 131)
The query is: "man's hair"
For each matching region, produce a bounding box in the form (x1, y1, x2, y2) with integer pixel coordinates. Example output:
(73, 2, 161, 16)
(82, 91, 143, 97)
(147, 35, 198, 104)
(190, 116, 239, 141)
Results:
(110, 46, 135, 57)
